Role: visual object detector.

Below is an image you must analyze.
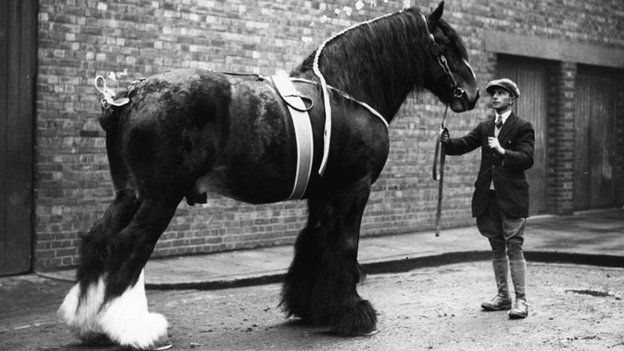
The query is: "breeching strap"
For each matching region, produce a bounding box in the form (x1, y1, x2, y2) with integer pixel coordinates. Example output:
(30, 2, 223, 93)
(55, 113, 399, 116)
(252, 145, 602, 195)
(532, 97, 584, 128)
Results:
(433, 105, 450, 237)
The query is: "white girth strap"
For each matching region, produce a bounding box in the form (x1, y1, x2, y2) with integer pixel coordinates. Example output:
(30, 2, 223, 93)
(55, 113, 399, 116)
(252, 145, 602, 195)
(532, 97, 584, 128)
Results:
(272, 72, 314, 200)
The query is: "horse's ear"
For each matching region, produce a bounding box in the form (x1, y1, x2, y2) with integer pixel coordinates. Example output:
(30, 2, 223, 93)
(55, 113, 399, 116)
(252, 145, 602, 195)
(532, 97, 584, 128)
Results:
(427, 1, 444, 31)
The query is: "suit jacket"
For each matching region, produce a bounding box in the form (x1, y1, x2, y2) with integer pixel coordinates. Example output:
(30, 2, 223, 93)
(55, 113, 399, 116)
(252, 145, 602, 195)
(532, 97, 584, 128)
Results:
(444, 112, 535, 218)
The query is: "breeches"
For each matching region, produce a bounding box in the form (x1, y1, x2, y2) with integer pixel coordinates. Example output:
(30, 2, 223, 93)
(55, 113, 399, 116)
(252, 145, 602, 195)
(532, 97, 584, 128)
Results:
(476, 190, 526, 261)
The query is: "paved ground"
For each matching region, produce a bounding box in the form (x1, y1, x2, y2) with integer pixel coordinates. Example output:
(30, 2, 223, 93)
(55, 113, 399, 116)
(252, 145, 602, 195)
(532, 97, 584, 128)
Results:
(39, 208, 624, 288)
(1, 262, 623, 350)
(1, 208, 623, 350)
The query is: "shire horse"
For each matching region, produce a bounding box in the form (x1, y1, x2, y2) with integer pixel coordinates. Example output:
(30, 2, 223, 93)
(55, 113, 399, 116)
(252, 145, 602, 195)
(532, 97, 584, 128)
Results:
(59, 3, 479, 349)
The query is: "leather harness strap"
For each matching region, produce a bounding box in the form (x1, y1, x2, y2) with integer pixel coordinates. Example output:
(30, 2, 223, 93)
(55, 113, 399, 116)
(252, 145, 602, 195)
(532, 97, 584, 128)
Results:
(271, 72, 314, 200)
(433, 105, 449, 237)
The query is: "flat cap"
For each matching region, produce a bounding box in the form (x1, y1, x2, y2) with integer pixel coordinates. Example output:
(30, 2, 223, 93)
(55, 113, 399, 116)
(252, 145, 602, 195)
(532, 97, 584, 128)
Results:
(486, 78, 520, 98)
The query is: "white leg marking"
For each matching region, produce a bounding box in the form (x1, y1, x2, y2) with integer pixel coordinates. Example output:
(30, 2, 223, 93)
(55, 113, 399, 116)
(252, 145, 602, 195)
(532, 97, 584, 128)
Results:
(100, 270, 168, 349)
(59, 270, 168, 350)
(58, 275, 107, 342)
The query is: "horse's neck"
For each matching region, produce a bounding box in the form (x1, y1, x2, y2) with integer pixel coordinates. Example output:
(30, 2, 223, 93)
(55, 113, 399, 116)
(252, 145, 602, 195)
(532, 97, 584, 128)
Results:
(309, 20, 428, 123)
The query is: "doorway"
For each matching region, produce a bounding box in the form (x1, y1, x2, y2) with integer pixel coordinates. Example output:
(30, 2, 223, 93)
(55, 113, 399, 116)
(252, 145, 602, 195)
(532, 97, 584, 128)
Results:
(497, 55, 550, 215)
(0, 0, 36, 276)
(574, 67, 618, 210)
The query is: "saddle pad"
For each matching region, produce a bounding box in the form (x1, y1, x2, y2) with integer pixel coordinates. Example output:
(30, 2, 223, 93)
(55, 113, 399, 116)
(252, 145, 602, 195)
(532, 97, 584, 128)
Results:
(271, 72, 314, 200)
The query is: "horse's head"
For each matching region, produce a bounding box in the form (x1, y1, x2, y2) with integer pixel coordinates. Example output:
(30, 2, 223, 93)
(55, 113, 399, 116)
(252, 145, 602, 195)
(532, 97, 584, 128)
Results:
(425, 2, 479, 112)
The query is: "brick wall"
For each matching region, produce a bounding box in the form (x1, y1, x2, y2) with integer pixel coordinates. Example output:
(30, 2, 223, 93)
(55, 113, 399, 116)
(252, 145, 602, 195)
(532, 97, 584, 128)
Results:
(34, 0, 624, 270)
(615, 75, 624, 206)
(547, 61, 577, 214)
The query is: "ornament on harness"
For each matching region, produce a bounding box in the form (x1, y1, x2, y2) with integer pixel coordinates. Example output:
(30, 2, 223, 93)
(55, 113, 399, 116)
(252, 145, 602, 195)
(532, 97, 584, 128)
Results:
(94, 75, 131, 107)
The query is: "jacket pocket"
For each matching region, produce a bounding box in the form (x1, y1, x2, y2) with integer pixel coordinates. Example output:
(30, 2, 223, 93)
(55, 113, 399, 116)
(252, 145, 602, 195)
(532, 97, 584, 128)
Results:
(514, 179, 529, 187)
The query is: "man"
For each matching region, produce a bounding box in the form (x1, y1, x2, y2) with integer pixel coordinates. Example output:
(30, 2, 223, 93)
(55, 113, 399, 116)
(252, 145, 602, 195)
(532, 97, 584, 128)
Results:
(442, 78, 534, 319)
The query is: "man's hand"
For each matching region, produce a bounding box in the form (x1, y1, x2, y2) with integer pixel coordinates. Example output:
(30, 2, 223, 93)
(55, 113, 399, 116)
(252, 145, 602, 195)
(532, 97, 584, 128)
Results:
(488, 137, 505, 155)
(440, 128, 450, 143)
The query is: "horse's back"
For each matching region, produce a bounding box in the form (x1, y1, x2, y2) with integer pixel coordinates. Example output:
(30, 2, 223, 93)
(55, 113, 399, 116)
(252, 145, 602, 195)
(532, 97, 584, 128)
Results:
(119, 69, 298, 203)
(116, 69, 389, 204)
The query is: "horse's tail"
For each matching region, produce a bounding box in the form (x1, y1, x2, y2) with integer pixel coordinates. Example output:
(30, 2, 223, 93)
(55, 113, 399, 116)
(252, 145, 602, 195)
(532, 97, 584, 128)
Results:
(76, 93, 140, 287)
(96, 91, 136, 192)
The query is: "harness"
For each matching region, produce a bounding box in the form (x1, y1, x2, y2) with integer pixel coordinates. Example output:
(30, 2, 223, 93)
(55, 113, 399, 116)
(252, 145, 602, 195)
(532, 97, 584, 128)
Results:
(310, 11, 468, 236)
(271, 72, 315, 200)
(312, 11, 399, 176)
(94, 75, 130, 107)
(271, 73, 388, 200)
(93, 10, 468, 228)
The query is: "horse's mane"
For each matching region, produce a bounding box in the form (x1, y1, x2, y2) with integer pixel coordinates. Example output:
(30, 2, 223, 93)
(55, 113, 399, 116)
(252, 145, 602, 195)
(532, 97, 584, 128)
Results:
(290, 8, 426, 115)
(291, 7, 468, 118)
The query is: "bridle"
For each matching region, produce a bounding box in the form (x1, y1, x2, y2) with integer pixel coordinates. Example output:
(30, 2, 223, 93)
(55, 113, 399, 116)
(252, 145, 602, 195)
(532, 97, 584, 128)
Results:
(437, 54, 467, 99)
(426, 29, 469, 237)
(428, 33, 467, 102)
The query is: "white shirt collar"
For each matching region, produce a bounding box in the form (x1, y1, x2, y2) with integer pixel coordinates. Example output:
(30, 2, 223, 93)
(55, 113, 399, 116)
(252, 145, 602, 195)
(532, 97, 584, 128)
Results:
(496, 110, 512, 124)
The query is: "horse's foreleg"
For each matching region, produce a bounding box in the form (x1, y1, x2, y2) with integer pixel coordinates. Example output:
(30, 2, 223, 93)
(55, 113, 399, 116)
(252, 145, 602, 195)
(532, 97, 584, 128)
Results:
(325, 177, 377, 336)
(59, 196, 180, 350)
(280, 221, 322, 322)
(281, 177, 377, 336)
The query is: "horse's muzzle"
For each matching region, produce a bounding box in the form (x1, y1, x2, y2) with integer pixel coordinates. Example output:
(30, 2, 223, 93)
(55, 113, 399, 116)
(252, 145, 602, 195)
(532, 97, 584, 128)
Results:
(450, 88, 479, 112)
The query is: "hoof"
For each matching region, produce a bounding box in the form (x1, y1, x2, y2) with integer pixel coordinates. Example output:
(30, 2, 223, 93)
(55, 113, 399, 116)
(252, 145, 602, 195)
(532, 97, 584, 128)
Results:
(355, 329, 379, 337)
(333, 298, 378, 336)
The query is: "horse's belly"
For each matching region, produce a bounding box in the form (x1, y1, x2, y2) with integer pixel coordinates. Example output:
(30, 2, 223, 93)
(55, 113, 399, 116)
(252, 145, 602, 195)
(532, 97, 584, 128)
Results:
(191, 165, 294, 205)
(185, 73, 322, 205)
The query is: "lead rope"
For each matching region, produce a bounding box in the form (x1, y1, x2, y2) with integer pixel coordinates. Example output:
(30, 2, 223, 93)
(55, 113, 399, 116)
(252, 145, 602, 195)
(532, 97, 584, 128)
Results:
(433, 105, 449, 237)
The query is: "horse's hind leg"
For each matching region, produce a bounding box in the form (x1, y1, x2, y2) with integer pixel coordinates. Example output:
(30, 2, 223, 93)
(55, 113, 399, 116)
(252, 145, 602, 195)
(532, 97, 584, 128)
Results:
(58, 187, 141, 341)
(59, 195, 181, 350)
(59, 121, 145, 344)
(281, 177, 377, 336)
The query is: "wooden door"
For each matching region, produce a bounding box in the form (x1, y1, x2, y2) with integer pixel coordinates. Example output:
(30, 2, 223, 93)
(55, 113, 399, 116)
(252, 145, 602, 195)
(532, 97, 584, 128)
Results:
(574, 70, 617, 210)
(497, 56, 549, 215)
(0, 0, 36, 276)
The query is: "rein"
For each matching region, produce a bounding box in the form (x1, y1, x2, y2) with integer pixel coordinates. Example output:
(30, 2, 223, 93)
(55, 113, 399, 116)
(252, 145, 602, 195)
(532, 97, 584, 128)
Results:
(432, 105, 449, 237)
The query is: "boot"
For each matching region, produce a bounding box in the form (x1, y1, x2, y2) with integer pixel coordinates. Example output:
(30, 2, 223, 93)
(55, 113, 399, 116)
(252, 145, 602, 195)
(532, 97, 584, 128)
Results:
(508, 259, 528, 319)
(481, 258, 512, 311)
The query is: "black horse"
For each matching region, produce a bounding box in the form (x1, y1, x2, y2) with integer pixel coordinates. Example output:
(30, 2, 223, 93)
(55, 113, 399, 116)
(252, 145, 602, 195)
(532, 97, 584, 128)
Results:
(59, 3, 479, 349)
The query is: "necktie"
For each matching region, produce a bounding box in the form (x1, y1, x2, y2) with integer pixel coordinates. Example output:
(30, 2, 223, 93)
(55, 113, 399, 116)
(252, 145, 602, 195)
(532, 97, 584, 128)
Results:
(495, 115, 503, 129)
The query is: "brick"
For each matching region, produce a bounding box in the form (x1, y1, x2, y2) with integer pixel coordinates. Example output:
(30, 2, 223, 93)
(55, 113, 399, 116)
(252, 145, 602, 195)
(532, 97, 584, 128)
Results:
(32, 0, 624, 270)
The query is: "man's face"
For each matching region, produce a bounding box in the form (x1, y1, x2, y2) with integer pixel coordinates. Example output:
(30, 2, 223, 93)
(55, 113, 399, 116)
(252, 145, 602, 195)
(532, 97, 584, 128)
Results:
(490, 88, 514, 112)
